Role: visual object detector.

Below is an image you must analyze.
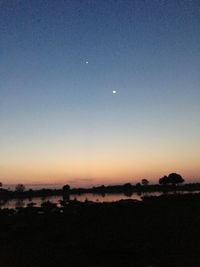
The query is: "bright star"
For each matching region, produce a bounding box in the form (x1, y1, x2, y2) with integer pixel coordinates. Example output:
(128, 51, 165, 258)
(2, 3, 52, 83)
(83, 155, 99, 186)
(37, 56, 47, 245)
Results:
(112, 90, 116, 94)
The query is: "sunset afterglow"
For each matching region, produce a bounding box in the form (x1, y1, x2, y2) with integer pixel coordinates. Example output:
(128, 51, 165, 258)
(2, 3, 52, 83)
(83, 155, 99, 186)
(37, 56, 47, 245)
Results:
(0, 0, 200, 186)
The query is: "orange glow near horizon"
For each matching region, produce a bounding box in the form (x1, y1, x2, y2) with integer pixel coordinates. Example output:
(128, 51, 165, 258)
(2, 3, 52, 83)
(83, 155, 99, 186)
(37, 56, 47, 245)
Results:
(1, 148, 200, 186)
(1, 132, 200, 187)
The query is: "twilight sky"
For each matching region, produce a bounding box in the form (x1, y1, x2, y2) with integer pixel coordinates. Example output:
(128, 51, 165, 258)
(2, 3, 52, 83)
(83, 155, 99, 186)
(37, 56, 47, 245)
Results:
(0, 0, 200, 186)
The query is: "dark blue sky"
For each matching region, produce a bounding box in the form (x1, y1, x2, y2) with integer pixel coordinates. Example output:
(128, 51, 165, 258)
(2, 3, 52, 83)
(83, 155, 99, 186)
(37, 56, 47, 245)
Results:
(0, 0, 200, 185)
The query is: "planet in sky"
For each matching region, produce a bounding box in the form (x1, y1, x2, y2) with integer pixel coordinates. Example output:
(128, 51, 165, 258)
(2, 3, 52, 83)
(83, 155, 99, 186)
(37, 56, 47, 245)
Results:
(1, 0, 200, 186)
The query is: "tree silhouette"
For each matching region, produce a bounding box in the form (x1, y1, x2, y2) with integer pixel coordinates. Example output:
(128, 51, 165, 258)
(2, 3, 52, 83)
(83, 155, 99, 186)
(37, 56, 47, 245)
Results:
(62, 184, 70, 201)
(159, 176, 168, 185)
(136, 182, 141, 189)
(141, 179, 149, 185)
(159, 173, 184, 185)
(15, 184, 25, 192)
(62, 184, 70, 193)
(122, 183, 132, 197)
(123, 183, 132, 190)
(168, 173, 184, 185)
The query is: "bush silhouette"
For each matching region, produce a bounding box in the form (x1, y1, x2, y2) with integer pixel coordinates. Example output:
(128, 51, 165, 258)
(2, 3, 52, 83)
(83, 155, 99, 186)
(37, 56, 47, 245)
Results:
(41, 201, 57, 211)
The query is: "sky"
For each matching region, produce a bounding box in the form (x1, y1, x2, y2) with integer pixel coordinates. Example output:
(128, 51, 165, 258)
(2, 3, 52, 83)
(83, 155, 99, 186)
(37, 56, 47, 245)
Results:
(0, 0, 200, 187)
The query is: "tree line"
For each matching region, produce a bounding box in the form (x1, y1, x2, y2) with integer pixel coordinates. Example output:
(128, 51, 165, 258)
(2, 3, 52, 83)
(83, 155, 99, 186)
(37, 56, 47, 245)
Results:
(0, 173, 185, 198)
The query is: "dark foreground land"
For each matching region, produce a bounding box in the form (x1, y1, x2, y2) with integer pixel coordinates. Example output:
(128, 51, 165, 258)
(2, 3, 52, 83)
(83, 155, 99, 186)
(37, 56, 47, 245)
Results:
(1, 194, 200, 267)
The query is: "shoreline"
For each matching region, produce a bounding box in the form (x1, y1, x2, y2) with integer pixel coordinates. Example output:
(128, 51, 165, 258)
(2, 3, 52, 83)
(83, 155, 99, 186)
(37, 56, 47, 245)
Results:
(1, 193, 200, 266)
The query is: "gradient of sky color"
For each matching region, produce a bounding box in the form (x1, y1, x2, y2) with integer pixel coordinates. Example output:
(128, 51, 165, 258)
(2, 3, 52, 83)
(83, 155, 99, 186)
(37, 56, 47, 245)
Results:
(0, 0, 200, 186)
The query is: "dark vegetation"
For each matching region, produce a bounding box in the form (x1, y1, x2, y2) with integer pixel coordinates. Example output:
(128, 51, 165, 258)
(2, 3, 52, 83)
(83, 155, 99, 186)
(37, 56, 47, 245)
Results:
(0, 173, 190, 202)
(1, 174, 200, 266)
(159, 173, 184, 185)
(1, 193, 200, 266)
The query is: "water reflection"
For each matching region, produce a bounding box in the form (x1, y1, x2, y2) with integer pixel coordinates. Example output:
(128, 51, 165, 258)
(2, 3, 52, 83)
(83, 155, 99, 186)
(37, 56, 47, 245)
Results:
(0, 191, 198, 209)
(0, 192, 157, 209)
(15, 199, 25, 209)
(0, 199, 8, 207)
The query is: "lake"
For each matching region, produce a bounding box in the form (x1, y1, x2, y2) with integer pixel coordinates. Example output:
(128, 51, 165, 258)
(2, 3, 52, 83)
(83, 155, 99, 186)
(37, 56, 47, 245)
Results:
(0, 191, 164, 209)
(2, 190, 198, 209)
